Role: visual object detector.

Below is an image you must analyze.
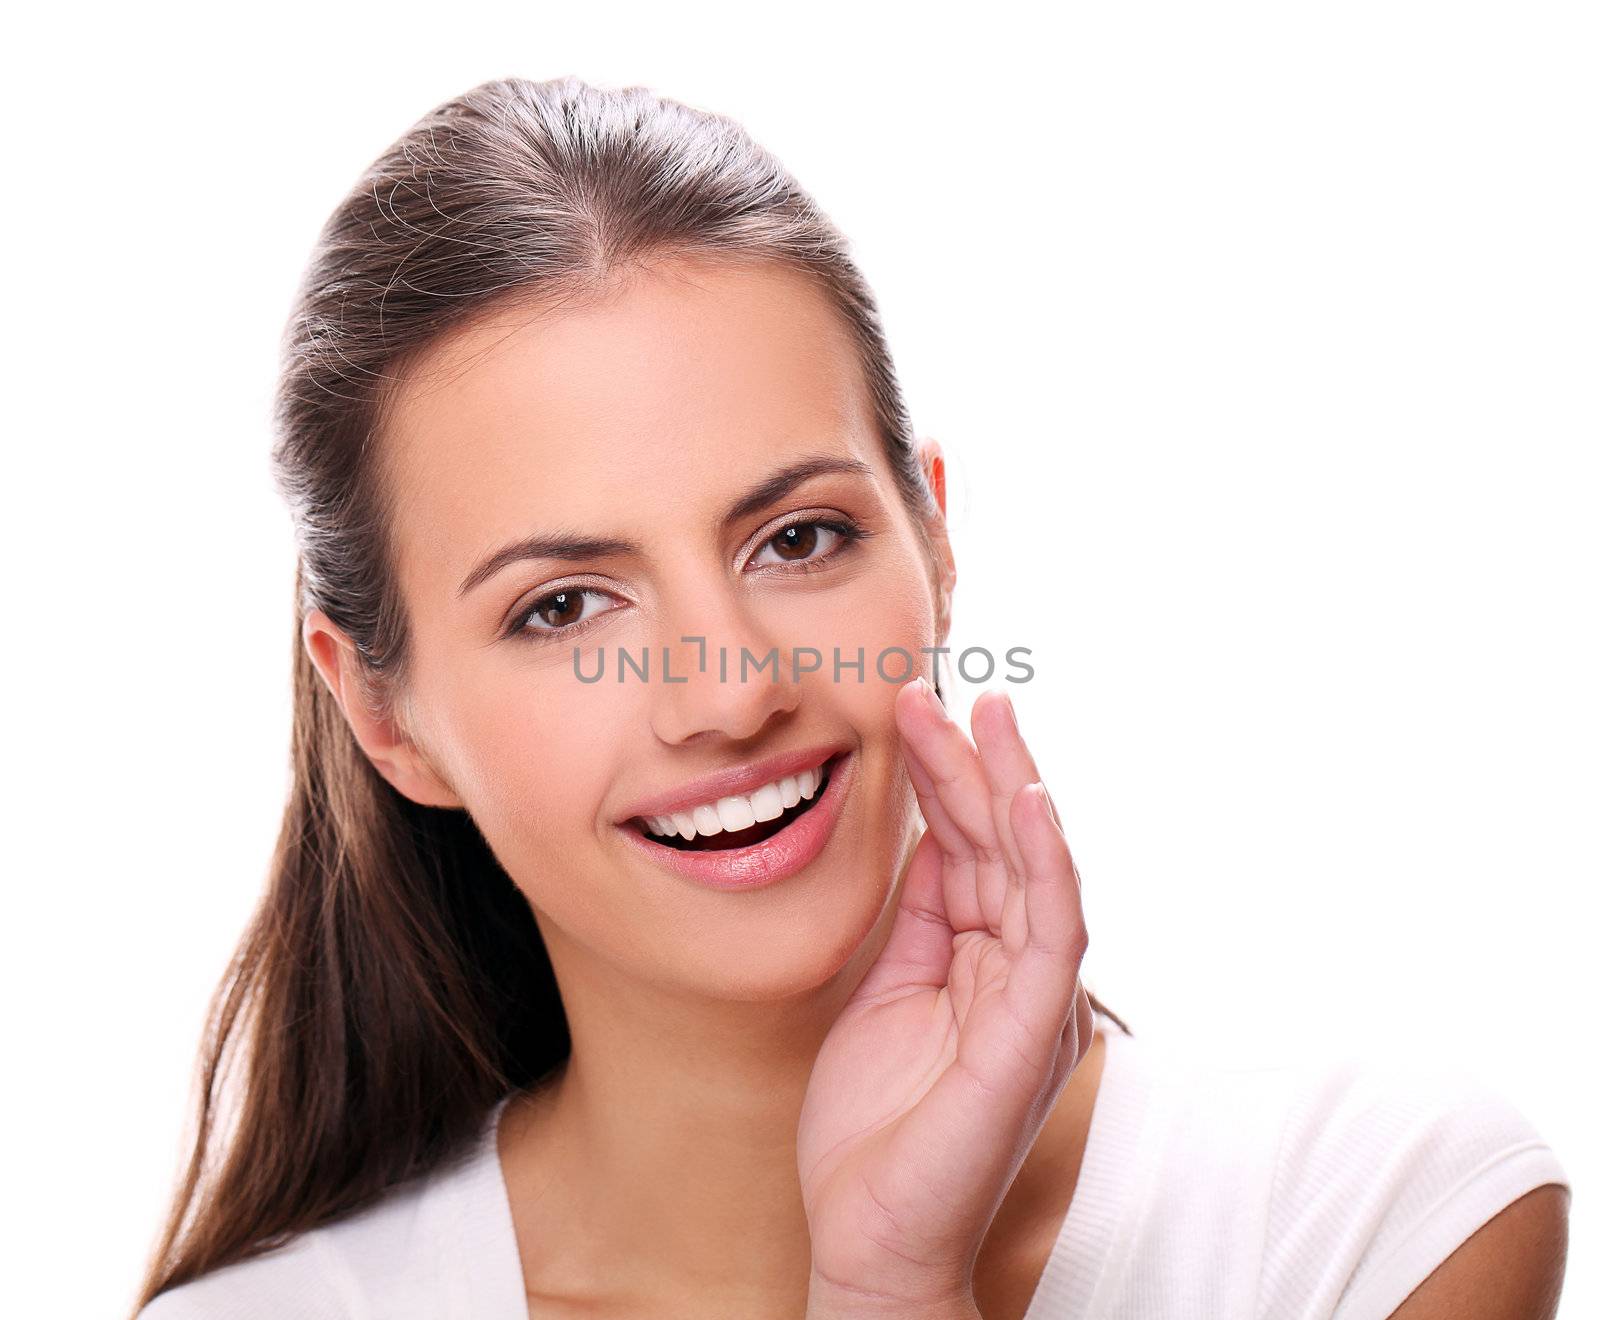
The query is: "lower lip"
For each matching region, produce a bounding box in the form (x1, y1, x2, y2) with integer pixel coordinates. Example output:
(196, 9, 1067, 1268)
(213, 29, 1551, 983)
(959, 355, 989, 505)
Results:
(617, 752, 855, 892)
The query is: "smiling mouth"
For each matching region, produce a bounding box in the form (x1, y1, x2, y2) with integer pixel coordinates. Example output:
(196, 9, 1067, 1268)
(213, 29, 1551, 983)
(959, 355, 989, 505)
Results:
(628, 755, 839, 852)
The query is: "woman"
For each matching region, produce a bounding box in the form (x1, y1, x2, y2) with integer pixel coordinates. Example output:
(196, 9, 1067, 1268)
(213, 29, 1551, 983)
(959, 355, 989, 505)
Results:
(133, 76, 1569, 1319)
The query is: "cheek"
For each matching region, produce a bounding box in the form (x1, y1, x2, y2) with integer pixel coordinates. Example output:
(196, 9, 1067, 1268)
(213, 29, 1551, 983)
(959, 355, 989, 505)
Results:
(436, 665, 616, 868)
(771, 541, 938, 696)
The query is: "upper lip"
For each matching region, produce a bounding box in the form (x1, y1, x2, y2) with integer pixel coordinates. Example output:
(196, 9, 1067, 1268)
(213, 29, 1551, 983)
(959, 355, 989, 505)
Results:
(615, 741, 850, 825)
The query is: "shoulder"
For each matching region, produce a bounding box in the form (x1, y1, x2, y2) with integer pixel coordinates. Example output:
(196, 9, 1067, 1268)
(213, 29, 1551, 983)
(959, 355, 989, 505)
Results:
(135, 1231, 341, 1320)
(1384, 1179, 1568, 1319)
(1089, 1033, 1569, 1318)
(1256, 1047, 1570, 1318)
(135, 1140, 486, 1320)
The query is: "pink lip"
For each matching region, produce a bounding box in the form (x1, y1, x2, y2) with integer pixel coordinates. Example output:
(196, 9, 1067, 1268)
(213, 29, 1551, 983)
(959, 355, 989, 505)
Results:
(616, 750, 855, 891)
(614, 741, 850, 826)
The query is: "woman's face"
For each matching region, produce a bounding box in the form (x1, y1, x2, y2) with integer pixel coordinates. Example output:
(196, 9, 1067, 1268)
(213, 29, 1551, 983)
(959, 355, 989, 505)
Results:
(349, 255, 951, 1001)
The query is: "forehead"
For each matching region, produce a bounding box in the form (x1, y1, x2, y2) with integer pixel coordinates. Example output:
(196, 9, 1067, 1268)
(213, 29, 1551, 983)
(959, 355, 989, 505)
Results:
(378, 256, 888, 601)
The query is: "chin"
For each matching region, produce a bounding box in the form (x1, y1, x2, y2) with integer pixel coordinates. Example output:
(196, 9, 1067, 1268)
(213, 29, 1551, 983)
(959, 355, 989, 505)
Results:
(665, 834, 911, 1004)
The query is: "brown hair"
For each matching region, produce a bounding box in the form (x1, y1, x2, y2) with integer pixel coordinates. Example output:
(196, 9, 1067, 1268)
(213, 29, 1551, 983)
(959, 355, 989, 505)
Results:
(133, 74, 1128, 1314)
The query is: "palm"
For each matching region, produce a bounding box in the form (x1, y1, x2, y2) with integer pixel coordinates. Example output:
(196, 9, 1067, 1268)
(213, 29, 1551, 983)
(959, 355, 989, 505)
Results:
(797, 680, 1092, 1301)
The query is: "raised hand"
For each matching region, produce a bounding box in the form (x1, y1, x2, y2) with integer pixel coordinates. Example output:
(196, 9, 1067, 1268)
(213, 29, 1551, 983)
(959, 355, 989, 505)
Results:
(798, 676, 1093, 1317)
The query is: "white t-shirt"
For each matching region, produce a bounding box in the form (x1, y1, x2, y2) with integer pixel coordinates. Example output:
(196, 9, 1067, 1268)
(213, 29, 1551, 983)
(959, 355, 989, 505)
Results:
(137, 1015, 1569, 1319)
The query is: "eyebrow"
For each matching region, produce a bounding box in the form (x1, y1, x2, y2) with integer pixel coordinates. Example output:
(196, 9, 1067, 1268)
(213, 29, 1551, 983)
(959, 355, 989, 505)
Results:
(455, 454, 876, 598)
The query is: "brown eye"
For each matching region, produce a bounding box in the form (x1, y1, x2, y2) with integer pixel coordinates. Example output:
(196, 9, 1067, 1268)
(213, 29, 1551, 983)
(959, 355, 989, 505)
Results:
(536, 591, 583, 628)
(514, 587, 621, 640)
(751, 519, 857, 570)
(771, 523, 819, 560)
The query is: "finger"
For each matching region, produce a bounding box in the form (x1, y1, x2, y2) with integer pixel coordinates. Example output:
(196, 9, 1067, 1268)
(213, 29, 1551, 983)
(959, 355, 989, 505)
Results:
(896, 678, 1013, 931)
(969, 689, 1042, 885)
(968, 692, 1047, 958)
(1003, 783, 1089, 1031)
(898, 715, 974, 865)
(972, 690, 1071, 878)
(851, 828, 956, 1003)
(900, 736, 989, 933)
(894, 677, 1007, 870)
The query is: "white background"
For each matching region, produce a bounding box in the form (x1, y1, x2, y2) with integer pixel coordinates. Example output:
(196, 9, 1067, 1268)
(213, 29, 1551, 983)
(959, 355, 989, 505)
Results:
(5, 2, 1595, 1316)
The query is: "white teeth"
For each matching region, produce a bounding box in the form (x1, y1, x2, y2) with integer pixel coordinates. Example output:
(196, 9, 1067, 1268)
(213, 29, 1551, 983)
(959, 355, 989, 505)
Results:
(717, 795, 757, 832)
(639, 759, 834, 841)
(750, 783, 785, 822)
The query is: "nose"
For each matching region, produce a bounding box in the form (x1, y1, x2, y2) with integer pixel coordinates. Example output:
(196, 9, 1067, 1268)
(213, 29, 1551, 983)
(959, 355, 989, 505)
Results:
(649, 585, 801, 748)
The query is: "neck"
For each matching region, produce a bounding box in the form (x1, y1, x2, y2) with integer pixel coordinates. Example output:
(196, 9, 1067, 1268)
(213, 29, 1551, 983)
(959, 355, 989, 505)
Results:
(497, 856, 1104, 1317)
(502, 913, 894, 1315)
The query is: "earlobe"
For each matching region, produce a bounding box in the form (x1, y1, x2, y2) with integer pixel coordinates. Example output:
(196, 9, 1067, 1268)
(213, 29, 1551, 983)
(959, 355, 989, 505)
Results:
(300, 609, 466, 811)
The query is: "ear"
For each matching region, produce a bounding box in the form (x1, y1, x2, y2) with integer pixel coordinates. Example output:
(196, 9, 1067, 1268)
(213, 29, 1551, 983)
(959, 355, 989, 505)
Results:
(301, 609, 466, 810)
(917, 433, 948, 518)
(914, 435, 958, 646)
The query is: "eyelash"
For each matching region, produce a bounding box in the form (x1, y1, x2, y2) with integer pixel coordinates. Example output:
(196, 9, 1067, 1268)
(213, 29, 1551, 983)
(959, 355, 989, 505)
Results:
(507, 517, 872, 644)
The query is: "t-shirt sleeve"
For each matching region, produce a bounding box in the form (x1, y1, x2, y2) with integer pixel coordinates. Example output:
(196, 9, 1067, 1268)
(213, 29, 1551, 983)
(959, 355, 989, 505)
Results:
(1255, 1055, 1569, 1320)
